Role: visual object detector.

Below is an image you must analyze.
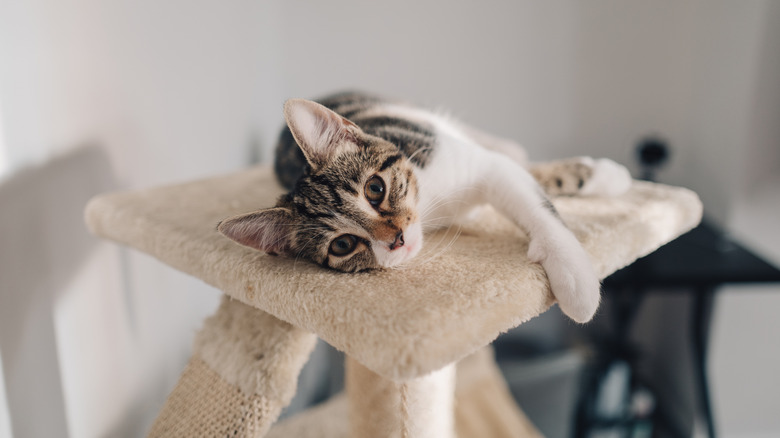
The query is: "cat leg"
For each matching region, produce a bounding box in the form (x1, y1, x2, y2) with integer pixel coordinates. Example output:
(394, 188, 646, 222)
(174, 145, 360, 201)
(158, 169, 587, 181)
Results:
(529, 157, 632, 197)
(475, 154, 601, 323)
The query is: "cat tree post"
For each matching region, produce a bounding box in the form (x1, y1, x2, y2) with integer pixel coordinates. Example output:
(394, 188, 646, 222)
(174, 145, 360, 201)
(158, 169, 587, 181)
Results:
(347, 358, 456, 438)
(85, 166, 703, 437)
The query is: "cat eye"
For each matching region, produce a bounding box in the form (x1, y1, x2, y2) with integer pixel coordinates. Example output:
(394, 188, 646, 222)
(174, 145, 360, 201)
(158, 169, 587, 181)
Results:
(329, 234, 358, 256)
(364, 175, 385, 205)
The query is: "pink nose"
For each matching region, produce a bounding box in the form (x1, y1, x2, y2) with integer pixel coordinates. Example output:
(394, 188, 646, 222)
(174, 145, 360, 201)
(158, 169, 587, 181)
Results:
(389, 230, 405, 250)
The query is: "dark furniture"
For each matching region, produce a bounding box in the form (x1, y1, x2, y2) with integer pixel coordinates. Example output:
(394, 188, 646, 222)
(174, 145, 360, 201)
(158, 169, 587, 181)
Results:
(576, 219, 780, 438)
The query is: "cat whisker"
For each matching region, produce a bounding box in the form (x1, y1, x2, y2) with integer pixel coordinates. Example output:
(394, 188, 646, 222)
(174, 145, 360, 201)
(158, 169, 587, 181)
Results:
(406, 146, 433, 164)
(395, 220, 464, 271)
(417, 193, 471, 218)
(290, 234, 323, 271)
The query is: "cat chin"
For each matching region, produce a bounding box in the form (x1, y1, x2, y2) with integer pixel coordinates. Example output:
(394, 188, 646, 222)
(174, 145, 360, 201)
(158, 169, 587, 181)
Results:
(373, 221, 423, 268)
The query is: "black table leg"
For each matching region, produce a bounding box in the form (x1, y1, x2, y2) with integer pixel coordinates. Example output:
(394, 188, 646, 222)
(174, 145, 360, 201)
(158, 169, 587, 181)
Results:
(691, 287, 717, 438)
(573, 287, 647, 438)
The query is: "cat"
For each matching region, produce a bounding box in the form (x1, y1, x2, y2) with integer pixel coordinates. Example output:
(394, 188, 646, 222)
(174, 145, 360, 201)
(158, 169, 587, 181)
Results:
(218, 92, 632, 323)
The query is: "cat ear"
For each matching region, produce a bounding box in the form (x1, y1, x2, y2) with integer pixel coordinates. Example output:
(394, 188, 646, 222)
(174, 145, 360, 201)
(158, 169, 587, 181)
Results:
(217, 207, 295, 256)
(283, 99, 361, 170)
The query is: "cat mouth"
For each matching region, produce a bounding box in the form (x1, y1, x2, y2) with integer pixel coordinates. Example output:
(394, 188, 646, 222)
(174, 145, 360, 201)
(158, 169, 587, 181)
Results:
(388, 230, 405, 250)
(374, 222, 423, 268)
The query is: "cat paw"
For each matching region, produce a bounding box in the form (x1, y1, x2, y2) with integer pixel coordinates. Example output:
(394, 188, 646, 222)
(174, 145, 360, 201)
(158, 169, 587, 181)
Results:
(528, 231, 601, 323)
(530, 157, 632, 197)
(578, 157, 632, 197)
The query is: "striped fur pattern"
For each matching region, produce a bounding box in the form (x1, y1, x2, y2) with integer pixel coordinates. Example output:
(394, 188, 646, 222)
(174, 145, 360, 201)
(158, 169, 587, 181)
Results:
(219, 92, 633, 322)
(221, 95, 424, 273)
(274, 92, 435, 190)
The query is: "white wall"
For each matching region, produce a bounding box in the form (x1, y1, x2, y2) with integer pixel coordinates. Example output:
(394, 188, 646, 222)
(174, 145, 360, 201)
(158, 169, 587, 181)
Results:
(274, 1, 697, 170)
(741, 1, 780, 191)
(0, 106, 7, 176)
(0, 1, 284, 437)
(711, 172, 780, 438)
(709, 3, 780, 436)
(0, 1, 778, 437)
(0, 351, 10, 438)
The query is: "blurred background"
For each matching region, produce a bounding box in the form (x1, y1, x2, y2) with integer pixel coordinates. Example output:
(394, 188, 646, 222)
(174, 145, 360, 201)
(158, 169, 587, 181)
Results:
(1, 0, 779, 437)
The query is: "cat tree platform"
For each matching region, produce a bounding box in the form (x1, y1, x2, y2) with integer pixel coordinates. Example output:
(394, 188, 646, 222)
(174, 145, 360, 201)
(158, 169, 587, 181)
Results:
(85, 166, 702, 437)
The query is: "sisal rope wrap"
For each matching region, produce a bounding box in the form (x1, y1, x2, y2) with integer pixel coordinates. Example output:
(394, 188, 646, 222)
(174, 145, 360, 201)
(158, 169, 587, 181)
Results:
(400, 382, 409, 438)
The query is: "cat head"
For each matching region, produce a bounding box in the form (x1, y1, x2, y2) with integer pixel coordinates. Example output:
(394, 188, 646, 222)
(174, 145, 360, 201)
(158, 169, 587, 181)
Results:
(218, 99, 423, 272)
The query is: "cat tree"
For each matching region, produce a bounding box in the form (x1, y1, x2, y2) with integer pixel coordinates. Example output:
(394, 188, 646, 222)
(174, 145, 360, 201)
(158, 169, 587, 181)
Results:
(85, 166, 702, 437)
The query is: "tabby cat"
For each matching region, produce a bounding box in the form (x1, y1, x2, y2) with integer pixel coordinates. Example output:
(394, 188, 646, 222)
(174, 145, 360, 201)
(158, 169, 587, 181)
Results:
(218, 92, 631, 323)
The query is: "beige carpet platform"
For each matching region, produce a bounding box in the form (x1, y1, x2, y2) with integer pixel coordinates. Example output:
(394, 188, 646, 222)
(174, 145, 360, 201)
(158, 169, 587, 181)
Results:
(84, 166, 702, 437)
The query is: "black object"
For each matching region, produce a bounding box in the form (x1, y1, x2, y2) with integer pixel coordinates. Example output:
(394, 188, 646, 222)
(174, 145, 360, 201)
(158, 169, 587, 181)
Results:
(636, 137, 670, 181)
(575, 220, 780, 438)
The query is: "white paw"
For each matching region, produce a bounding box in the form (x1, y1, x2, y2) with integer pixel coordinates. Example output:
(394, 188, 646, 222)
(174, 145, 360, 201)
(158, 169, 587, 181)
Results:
(579, 158, 632, 197)
(528, 230, 601, 323)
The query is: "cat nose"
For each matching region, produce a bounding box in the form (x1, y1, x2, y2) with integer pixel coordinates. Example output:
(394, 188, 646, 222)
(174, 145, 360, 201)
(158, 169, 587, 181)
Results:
(389, 230, 405, 250)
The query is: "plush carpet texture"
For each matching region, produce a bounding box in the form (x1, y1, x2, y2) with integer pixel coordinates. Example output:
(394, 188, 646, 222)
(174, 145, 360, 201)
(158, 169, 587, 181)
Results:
(85, 166, 702, 381)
